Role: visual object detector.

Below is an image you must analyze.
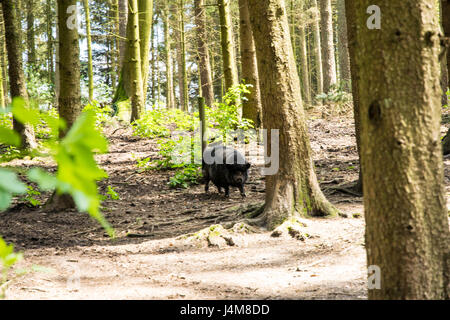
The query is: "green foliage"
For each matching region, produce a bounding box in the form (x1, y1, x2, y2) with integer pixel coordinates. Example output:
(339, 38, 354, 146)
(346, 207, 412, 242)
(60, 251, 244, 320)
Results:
(83, 100, 114, 130)
(0, 99, 114, 237)
(132, 107, 195, 139)
(168, 165, 202, 189)
(20, 186, 42, 207)
(50, 111, 113, 236)
(0, 237, 23, 299)
(316, 82, 352, 104)
(25, 68, 55, 111)
(206, 84, 254, 142)
(102, 185, 120, 201)
(0, 168, 27, 211)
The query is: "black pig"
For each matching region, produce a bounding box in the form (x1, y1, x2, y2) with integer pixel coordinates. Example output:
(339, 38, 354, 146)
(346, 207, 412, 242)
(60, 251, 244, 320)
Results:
(202, 144, 250, 198)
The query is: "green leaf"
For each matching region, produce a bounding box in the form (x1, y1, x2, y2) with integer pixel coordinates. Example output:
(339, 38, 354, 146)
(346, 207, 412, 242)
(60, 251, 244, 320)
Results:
(0, 169, 27, 194)
(11, 97, 40, 126)
(0, 127, 20, 146)
(28, 168, 57, 191)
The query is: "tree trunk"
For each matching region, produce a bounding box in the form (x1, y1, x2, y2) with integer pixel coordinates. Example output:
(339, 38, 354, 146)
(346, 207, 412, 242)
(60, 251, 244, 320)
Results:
(2, 0, 37, 149)
(337, 0, 350, 91)
(138, 0, 153, 98)
(239, 0, 262, 127)
(0, 8, 8, 105)
(312, 0, 324, 95)
(127, 0, 144, 121)
(319, 0, 337, 93)
(441, 0, 450, 106)
(248, 0, 338, 230)
(298, 0, 311, 103)
(344, 0, 362, 192)
(26, 0, 36, 68)
(82, 0, 94, 101)
(179, 0, 188, 111)
(57, 0, 82, 131)
(0, 48, 4, 108)
(112, 0, 153, 121)
(354, 0, 449, 299)
(163, 0, 175, 109)
(195, 0, 214, 108)
(118, 0, 128, 68)
(440, 0, 450, 154)
(218, 0, 239, 92)
(46, 0, 54, 85)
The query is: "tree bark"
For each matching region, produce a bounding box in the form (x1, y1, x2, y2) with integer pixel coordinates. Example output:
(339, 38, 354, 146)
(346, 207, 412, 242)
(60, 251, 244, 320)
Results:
(118, 0, 128, 68)
(319, 0, 337, 93)
(354, 0, 449, 299)
(218, 0, 239, 92)
(239, 0, 262, 127)
(82, 0, 94, 101)
(178, 0, 188, 111)
(195, 0, 214, 108)
(337, 0, 350, 91)
(112, 0, 153, 121)
(2, 0, 37, 149)
(440, 0, 450, 154)
(57, 0, 82, 131)
(163, 0, 175, 109)
(26, 0, 36, 68)
(248, 0, 338, 229)
(138, 0, 153, 97)
(127, 0, 144, 121)
(298, 0, 311, 103)
(344, 0, 362, 192)
(312, 0, 323, 95)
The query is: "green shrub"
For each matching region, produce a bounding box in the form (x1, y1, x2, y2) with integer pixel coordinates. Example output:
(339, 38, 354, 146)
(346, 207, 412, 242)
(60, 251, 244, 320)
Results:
(168, 165, 202, 189)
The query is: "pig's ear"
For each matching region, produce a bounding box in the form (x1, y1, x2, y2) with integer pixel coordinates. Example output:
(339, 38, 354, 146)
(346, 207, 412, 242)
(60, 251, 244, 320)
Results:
(246, 162, 251, 169)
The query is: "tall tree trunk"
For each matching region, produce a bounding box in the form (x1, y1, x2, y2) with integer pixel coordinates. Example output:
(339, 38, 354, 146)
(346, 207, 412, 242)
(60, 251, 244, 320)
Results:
(298, 0, 311, 103)
(354, 0, 449, 299)
(111, 0, 119, 89)
(248, 0, 338, 230)
(46, 0, 54, 85)
(319, 0, 337, 93)
(127, 0, 144, 121)
(26, 0, 36, 68)
(440, 0, 450, 155)
(112, 0, 153, 121)
(2, 0, 37, 149)
(344, 0, 362, 192)
(0, 8, 8, 105)
(0, 47, 4, 108)
(138, 0, 153, 98)
(239, 0, 262, 127)
(218, 0, 239, 92)
(45, 0, 82, 211)
(179, 0, 188, 111)
(57, 0, 81, 131)
(312, 0, 323, 95)
(440, 0, 449, 105)
(163, 0, 175, 109)
(82, 0, 94, 101)
(175, 0, 188, 111)
(337, 0, 350, 91)
(195, 0, 214, 108)
(118, 0, 128, 68)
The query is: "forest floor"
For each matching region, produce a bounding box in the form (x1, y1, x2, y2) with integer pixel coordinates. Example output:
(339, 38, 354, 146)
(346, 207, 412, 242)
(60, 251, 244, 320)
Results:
(1, 109, 449, 300)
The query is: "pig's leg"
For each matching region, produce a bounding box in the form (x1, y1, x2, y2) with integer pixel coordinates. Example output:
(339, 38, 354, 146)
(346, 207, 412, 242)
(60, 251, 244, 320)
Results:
(224, 186, 230, 198)
(239, 185, 246, 198)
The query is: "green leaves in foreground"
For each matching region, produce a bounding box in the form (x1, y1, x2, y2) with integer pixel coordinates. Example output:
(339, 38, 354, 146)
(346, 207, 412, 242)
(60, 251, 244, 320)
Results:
(0, 98, 114, 237)
(0, 237, 23, 299)
(0, 169, 27, 211)
(52, 111, 113, 237)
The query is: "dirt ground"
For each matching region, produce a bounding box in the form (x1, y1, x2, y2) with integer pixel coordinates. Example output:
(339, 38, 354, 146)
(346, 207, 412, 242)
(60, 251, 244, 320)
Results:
(1, 112, 448, 300)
